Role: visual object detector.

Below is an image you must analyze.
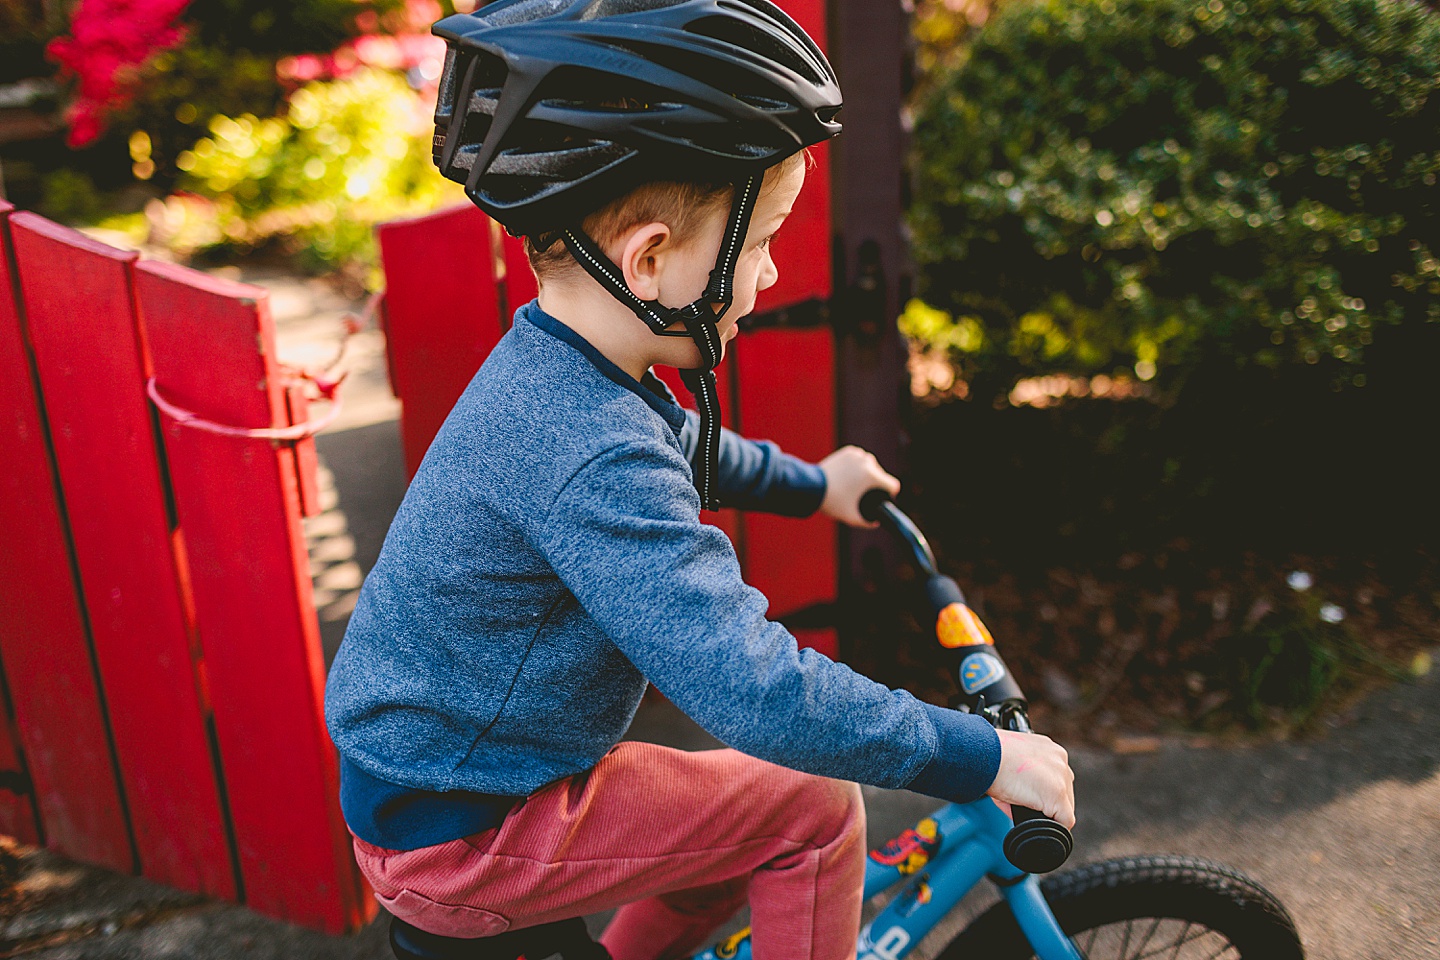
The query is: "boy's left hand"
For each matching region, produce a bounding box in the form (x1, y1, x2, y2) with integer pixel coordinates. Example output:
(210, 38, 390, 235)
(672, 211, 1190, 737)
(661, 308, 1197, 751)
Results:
(818, 445, 901, 528)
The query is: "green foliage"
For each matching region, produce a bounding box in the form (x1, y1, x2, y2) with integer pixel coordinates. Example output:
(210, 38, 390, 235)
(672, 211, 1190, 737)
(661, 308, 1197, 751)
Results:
(182, 0, 402, 56)
(0, 0, 64, 82)
(39, 168, 105, 223)
(1214, 585, 1409, 728)
(166, 68, 459, 282)
(113, 43, 287, 185)
(909, 0, 1440, 394)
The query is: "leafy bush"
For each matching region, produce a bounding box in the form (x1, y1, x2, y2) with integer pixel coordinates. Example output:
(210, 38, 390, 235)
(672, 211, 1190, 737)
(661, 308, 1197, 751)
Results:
(909, 0, 1440, 395)
(159, 68, 459, 283)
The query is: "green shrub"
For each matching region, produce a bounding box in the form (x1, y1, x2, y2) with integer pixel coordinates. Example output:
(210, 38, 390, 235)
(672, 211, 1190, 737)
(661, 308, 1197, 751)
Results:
(909, 0, 1440, 395)
(164, 68, 460, 284)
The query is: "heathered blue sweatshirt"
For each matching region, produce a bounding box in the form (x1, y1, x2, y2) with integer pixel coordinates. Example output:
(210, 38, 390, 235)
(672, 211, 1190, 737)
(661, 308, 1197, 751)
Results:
(324, 301, 1001, 850)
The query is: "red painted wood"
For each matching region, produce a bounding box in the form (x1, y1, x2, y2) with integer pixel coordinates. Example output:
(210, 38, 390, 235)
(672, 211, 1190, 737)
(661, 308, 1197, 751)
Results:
(754, 140, 831, 316)
(285, 384, 322, 518)
(752, 0, 830, 316)
(781, 0, 826, 43)
(500, 231, 539, 321)
(377, 204, 504, 476)
(735, 328, 837, 631)
(136, 259, 371, 933)
(0, 677, 41, 847)
(792, 628, 838, 661)
(0, 204, 132, 868)
(8, 213, 232, 894)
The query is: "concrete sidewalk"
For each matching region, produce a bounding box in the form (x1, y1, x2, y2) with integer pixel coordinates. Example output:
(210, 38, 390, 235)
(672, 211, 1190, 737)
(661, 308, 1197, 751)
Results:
(1, 271, 1434, 959)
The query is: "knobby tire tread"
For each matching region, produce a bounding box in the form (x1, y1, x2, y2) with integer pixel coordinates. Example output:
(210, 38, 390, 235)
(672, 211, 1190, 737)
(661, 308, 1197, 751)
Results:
(938, 854, 1304, 960)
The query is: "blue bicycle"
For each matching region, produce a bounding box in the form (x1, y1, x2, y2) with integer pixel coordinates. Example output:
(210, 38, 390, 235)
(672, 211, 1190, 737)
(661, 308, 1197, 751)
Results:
(388, 495, 1304, 960)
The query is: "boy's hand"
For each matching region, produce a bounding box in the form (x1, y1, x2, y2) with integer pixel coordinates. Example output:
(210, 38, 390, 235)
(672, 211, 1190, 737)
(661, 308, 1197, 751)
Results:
(818, 446, 900, 528)
(987, 729, 1077, 829)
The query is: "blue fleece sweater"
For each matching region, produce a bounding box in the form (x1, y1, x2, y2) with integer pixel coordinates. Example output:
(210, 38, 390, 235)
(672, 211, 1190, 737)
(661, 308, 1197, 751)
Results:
(323, 301, 1001, 850)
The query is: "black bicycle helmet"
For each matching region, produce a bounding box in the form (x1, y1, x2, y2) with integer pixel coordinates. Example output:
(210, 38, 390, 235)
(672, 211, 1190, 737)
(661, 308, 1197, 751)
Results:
(430, 0, 842, 510)
(431, 0, 840, 235)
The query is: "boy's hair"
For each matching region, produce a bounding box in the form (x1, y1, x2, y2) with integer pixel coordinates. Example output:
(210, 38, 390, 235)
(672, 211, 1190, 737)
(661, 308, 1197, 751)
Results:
(526, 150, 810, 284)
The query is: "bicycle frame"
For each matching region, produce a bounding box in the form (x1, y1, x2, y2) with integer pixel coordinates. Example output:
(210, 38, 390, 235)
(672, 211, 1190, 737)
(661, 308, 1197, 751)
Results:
(691, 797, 1081, 960)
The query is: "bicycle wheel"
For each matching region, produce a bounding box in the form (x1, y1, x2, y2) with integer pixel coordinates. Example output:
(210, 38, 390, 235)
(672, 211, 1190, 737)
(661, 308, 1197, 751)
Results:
(938, 854, 1304, 960)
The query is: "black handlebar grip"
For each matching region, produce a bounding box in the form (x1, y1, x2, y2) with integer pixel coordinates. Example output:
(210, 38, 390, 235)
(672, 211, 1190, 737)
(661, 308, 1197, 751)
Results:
(1003, 805, 1073, 874)
(859, 488, 892, 523)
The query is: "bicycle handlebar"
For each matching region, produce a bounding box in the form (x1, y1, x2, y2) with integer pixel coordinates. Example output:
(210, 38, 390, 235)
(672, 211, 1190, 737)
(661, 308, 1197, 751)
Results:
(860, 489, 1073, 875)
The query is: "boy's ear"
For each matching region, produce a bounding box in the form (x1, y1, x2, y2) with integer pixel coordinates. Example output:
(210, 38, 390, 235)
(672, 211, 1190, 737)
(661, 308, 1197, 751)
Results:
(618, 221, 671, 301)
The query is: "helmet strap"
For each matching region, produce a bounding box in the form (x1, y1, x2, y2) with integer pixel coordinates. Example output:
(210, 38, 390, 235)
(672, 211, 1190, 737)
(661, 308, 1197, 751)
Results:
(558, 173, 763, 512)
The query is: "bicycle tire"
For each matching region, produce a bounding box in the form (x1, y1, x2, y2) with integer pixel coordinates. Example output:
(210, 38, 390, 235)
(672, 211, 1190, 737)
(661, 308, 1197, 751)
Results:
(938, 854, 1304, 960)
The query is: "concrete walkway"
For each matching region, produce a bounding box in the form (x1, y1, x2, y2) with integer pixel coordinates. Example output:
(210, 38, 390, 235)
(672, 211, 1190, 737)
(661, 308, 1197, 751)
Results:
(1, 270, 1434, 959)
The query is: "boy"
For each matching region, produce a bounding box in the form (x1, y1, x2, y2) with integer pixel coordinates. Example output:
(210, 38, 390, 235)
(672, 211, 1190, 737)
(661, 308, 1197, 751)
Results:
(324, 2, 1075, 958)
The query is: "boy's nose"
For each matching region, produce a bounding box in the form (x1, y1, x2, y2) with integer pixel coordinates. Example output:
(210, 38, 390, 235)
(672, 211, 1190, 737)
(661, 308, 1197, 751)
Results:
(756, 248, 779, 293)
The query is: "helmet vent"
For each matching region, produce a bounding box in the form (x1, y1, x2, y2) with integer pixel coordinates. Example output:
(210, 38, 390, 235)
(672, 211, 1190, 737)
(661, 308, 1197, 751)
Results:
(734, 93, 789, 112)
(685, 14, 824, 84)
(470, 90, 503, 114)
(449, 142, 484, 171)
(536, 66, 680, 115)
(489, 140, 630, 177)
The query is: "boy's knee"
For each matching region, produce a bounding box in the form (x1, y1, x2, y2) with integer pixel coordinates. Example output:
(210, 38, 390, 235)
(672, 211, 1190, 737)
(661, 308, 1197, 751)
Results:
(782, 771, 864, 843)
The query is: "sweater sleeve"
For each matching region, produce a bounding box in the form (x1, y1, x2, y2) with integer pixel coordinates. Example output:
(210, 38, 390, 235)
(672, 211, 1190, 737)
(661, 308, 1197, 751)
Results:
(535, 439, 1000, 803)
(679, 410, 827, 517)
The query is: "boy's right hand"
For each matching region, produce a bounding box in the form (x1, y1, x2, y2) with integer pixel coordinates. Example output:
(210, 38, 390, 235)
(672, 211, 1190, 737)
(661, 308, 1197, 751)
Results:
(987, 729, 1076, 829)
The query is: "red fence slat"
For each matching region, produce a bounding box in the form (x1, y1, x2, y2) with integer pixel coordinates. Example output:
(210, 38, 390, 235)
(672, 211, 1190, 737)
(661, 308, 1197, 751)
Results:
(0, 679, 41, 847)
(378, 204, 504, 476)
(0, 204, 132, 865)
(8, 213, 233, 896)
(753, 0, 829, 317)
(753, 140, 831, 317)
(501, 231, 539, 319)
(137, 260, 370, 933)
(736, 327, 837, 657)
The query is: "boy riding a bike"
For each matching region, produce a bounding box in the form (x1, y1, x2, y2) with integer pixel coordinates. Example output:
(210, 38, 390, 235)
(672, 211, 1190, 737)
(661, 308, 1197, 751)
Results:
(323, 2, 1075, 957)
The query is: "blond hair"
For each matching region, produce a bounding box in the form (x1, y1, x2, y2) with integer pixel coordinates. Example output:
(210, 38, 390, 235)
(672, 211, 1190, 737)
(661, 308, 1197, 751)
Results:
(525, 150, 809, 283)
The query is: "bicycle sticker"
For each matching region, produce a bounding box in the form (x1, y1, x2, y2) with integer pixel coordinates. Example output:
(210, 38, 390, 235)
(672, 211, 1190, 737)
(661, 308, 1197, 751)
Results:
(858, 925, 911, 960)
(712, 926, 750, 959)
(869, 817, 942, 874)
(960, 652, 1006, 694)
(894, 874, 933, 918)
(935, 602, 994, 649)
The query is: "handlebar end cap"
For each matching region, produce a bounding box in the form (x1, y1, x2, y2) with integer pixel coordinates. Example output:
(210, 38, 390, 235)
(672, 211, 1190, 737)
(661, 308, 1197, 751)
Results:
(1003, 819, 1074, 874)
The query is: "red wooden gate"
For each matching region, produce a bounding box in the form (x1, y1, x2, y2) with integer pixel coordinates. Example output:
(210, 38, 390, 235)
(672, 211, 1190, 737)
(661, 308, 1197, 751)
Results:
(0, 201, 371, 933)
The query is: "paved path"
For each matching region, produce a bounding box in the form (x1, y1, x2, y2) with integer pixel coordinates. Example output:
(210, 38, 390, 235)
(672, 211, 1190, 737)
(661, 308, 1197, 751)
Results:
(2, 269, 1433, 959)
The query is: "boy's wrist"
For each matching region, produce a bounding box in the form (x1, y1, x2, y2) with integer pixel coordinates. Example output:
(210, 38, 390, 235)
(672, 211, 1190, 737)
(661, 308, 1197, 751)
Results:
(905, 702, 1003, 804)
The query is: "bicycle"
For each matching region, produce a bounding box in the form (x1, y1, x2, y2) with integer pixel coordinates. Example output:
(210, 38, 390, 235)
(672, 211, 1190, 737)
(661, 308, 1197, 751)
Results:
(388, 492, 1305, 960)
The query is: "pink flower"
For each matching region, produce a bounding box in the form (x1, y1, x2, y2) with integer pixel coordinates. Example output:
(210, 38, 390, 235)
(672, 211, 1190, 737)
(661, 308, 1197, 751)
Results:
(48, 0, 192, 145)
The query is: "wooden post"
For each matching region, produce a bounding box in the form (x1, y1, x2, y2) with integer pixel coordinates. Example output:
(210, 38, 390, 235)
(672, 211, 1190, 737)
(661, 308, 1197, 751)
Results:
(829, 0, 911, 652)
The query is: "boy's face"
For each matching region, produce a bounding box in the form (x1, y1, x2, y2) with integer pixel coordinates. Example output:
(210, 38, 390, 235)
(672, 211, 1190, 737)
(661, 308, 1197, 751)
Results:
(651, 159, 805, 368)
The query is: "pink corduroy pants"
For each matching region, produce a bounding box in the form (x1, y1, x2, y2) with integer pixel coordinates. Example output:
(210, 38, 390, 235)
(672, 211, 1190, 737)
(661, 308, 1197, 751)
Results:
(352, 741, 866, 960)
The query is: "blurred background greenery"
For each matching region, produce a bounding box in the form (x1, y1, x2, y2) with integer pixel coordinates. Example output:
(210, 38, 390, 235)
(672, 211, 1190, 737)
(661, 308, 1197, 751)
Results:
(877, 0, 1439, 738)
(0, 0, 464, 289)
(3, 0, 1436, 736)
